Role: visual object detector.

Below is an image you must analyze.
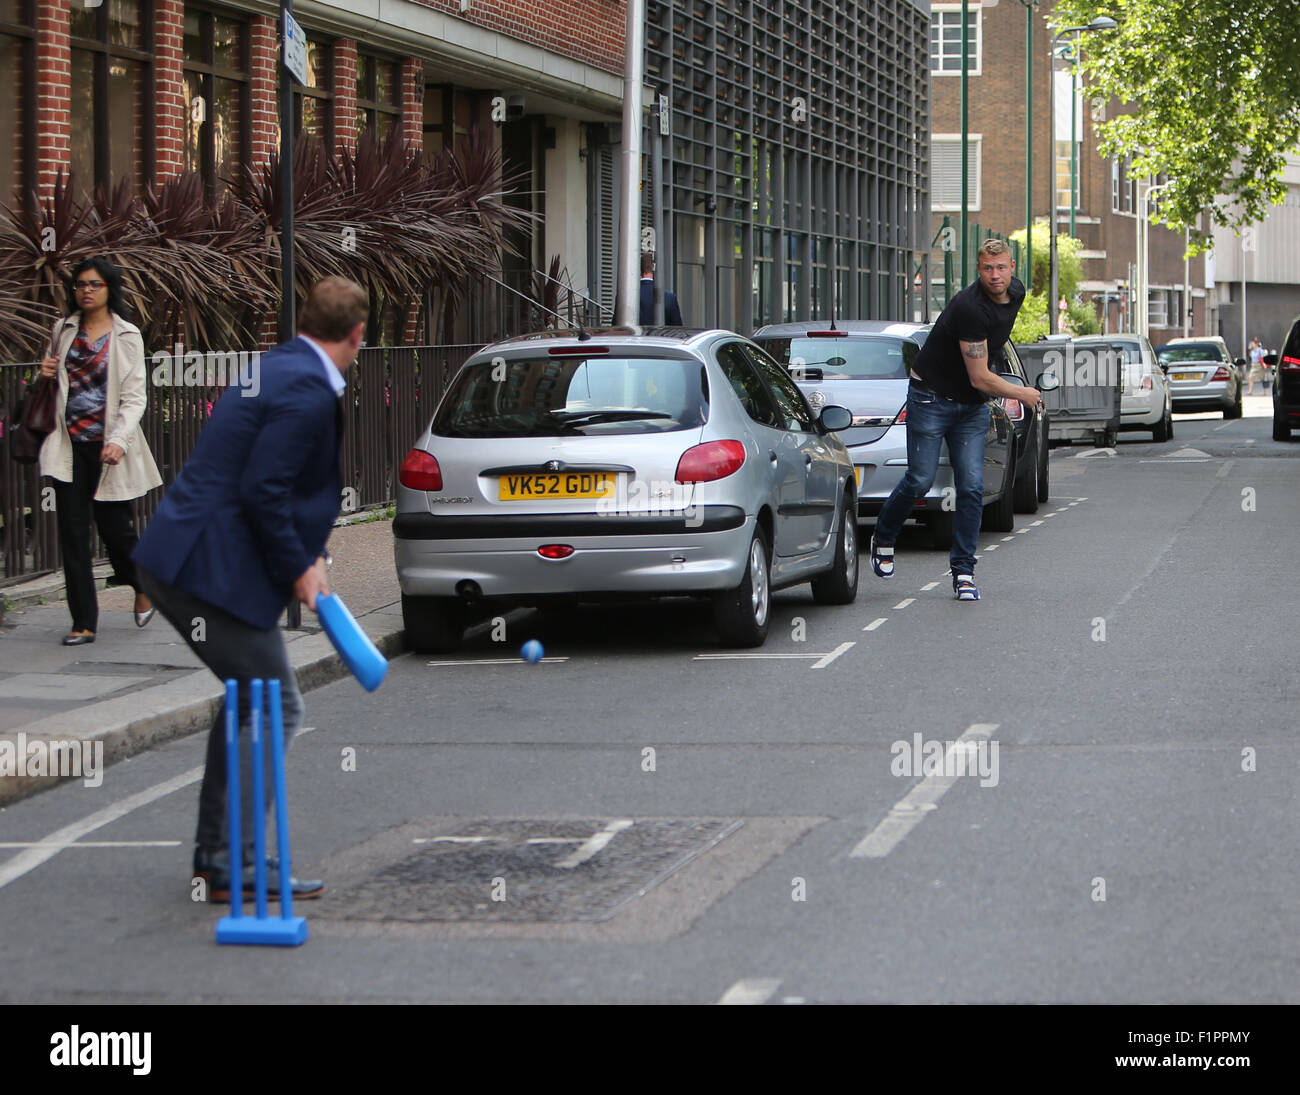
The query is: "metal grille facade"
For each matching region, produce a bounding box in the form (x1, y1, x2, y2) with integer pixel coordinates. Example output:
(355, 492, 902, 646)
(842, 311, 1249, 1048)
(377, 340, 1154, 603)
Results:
(641, 0, 930, 332)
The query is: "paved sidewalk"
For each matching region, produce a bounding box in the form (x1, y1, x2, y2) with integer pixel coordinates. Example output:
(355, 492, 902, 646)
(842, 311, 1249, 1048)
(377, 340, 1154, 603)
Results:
(0, 514, 406, 805)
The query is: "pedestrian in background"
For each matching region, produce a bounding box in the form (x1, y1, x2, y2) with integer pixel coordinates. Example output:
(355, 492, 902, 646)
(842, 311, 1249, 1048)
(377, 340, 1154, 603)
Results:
(133, 276, 367, 903)
(39, 257, 162, 645)
(868, 239, 1040, 602)
(1246, 335, 1264, 394)
(639, 251, 683, 326)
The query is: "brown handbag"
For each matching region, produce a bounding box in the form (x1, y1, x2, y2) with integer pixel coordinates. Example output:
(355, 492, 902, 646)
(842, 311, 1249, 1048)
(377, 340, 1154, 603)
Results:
(9, 374, 58, 464)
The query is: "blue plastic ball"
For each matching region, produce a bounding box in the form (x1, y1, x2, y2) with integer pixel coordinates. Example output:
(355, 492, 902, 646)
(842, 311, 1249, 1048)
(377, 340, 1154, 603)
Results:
(521, 639, 544, 663)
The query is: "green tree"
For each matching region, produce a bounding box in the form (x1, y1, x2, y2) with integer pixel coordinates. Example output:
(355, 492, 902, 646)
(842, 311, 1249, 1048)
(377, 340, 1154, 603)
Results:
(1009, 224, 1101, 340)
(1054, 1, 1300, 242)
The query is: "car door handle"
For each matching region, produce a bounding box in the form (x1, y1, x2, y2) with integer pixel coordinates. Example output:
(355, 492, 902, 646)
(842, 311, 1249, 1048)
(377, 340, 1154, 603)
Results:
(804, 455, 813, 467)
(769, 451, 778, 463)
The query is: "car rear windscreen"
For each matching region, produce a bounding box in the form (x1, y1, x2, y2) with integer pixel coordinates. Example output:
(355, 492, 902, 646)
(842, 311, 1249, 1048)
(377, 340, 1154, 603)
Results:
(755, 336, 917, 379)
(433, 355, 709, 437)
(1156, 344, 1228, 363)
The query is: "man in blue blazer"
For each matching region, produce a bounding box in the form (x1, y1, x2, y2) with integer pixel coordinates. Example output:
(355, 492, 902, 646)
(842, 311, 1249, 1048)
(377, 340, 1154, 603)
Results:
(135, 277, 367, 902)
(638, 251, 683, 326)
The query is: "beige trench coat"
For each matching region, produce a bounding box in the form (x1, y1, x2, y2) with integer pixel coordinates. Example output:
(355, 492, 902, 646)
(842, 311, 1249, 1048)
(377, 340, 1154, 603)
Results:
(38, 312, 163, 502)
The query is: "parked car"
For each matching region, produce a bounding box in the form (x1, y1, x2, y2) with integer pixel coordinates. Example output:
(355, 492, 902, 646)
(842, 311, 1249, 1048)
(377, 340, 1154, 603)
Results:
(1016, 335, 1121, 449)
(750, 320, 1019, 547)
(394, 327, 860, 652)
(992, 343, 1052, 513)
(1155, 336, 1243, 418)
(1071, 333, 1173, 442)
(1266, 316, 1300, 440)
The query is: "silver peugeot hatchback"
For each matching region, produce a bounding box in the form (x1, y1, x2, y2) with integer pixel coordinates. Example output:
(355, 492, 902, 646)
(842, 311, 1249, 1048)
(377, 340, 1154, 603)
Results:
(394, 327, 860, 652)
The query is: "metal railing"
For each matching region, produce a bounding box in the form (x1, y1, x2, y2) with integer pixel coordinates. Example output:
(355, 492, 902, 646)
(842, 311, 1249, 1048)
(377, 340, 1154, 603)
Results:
(0, 344, 478, 583)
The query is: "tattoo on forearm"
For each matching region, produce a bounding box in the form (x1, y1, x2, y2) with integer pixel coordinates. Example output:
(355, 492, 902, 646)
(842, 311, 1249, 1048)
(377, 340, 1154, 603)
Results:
(965, 342, 987, 359)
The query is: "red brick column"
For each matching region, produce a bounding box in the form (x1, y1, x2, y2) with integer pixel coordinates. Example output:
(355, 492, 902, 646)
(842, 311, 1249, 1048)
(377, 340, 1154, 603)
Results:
(248, 16, 279, 171)
(35, 0, 70, 202)
(334, 39, 358, 156)
(154, 0, 186, 182)
(402, 58, 423, 156)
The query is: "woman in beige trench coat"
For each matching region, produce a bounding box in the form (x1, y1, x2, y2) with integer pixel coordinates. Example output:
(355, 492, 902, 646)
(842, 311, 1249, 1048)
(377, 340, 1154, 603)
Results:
(39, 258, 163, 645)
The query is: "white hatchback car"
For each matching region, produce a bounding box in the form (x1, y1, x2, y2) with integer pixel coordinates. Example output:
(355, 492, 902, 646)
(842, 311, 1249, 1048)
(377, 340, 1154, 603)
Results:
(1072, 334, 1174, 442)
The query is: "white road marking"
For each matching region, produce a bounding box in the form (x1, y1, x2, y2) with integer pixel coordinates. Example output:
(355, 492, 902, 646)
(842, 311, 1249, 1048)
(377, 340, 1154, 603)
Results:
(920, 582, 940, 592)
(810, 642, 855, 669)
(1015, 527, 1030, 534)
(1001, 536, 1015, 541)
(425, 658, 569, 666)
(554, 819, 634, 869)
(413, 836, 496, 845)
(1044, 512, 1057, 517)
(1217, 460, 1235, 478)
(893, 598, 915, 610)
(863, 618, 888, 631)
(983, 544, 998, 551)
(694, 652, 824, 660)
(0, 841, 182, 849)
(719, 977, 782, 1005)
(1031, 520, 1044, 526)
(849, 723, 999, 859)
(0, 766, 204, 892)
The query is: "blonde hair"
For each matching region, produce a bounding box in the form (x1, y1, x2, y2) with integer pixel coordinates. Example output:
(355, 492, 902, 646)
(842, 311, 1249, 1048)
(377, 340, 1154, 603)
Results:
(977, 239, 1011, 260)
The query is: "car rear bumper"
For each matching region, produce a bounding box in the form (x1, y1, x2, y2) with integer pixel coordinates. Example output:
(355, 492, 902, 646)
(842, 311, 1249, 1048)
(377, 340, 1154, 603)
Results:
(394, 508, 756, 597)
(1170, 383, 1233, 412)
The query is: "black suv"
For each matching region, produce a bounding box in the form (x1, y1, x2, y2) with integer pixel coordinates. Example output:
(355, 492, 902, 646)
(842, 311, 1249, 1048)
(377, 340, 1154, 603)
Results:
(1266, 317, 1300, 440)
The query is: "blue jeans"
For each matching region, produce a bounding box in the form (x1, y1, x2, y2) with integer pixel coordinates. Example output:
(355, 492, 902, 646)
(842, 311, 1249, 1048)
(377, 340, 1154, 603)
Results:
(873, 382, 989, 575)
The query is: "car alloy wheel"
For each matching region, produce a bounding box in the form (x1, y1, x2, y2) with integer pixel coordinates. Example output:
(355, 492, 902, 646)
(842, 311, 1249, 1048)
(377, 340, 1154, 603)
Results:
(811, 489, 859, 605)
(713, 529, 772, 647)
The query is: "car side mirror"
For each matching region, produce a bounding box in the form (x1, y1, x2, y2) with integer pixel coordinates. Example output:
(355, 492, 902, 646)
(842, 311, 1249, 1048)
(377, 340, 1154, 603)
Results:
(819, 405, 852, 432)
(1234, 358, 1246, 368)
(1034, 371, 1061, 391)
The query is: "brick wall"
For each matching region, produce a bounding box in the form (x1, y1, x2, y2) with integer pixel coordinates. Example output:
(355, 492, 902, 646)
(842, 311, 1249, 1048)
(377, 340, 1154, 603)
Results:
(35, 0, 70, 198)
(414, 0, 626, 74)
(334, 39, 359, 155)
(154, 0, 185, 181)
(249, 15, 279, 170)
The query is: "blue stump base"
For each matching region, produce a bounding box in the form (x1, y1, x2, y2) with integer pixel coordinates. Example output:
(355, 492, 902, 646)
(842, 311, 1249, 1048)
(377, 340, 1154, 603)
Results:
(216, 914, 308, 947)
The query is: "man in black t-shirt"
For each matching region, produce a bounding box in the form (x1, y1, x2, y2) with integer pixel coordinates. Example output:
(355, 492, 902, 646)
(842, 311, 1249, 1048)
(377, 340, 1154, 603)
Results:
(869, 239, 1042, 601)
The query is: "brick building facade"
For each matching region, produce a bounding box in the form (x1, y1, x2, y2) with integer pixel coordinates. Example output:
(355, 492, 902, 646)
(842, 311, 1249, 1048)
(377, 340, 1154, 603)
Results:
(927, 1, 1211, 342)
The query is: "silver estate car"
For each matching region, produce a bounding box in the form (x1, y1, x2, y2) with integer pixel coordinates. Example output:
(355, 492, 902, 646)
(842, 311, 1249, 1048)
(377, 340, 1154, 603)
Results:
(1155, 336, 1244, 419)
(394, 327, 860, 652)
(751, 320, 1018, 548)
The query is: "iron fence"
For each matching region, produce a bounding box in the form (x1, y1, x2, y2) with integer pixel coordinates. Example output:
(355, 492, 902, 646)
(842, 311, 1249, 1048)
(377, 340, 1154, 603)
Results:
(0, 344, 477, 584)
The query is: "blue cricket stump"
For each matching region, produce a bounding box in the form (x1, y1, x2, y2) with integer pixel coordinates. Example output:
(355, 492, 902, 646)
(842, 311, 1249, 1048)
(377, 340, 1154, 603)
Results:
(215, 678, 309, 946)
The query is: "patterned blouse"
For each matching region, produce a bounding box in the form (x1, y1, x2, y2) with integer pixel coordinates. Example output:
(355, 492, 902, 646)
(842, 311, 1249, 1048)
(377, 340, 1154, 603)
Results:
(64, 329, 111, 442)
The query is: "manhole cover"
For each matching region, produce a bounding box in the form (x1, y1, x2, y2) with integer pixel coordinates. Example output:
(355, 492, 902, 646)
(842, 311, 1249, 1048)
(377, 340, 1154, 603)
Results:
(319, 817, 742, 923)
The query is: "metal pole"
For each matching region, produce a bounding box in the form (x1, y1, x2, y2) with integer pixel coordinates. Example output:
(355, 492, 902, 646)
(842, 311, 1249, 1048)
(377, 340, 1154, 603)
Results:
(1183, 229, 1191, 337)
(615, 0, 647, 327)
(650, 103, 665, 324)
(1024, 1, 1033, 291)
(280, 1, 300, 631)
(960, 0, 969, 286)
(1048, 33, 1058, 333)
(1241, 235, 1247, 362)
(1069, 63, 1078, 239)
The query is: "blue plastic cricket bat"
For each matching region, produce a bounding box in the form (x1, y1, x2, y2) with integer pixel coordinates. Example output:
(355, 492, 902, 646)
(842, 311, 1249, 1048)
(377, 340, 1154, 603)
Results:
(316, 593, 387, 692)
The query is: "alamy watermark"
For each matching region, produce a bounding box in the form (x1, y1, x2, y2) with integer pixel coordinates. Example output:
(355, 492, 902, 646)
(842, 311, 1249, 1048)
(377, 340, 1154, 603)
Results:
(596, 478, 704, 528)
(150, 344, 261, 397)
(890, 732, 999, 788)
(0, 732, 103, 788)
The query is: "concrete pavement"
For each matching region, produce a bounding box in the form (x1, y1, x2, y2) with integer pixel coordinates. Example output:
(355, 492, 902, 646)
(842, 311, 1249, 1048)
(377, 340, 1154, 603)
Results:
(0, 512, 408, 805)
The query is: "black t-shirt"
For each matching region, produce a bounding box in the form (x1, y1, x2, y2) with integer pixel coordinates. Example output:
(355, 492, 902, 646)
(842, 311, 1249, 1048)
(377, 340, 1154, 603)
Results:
(914, 276, 1025, 403)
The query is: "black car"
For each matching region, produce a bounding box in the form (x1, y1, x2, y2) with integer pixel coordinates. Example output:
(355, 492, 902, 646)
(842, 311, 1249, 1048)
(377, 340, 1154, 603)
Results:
(994, 343, 1051, 513)
(1267, 316, 1300, 440)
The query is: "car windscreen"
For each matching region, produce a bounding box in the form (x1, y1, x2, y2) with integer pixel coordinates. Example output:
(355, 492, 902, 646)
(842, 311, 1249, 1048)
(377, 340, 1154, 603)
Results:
(432, 354, 709, 438)
(1156, 344, 1227, 363)
(755, 336, 917, 379)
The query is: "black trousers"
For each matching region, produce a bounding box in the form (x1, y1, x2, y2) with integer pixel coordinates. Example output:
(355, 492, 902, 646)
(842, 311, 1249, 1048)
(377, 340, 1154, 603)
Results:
(136, 567, 304, 856)
(52, 440, 142, 633)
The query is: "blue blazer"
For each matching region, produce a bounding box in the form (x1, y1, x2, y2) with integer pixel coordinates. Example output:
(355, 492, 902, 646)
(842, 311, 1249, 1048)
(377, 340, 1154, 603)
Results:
(639, 279, 683, 326)
(133, 337, 343, 630)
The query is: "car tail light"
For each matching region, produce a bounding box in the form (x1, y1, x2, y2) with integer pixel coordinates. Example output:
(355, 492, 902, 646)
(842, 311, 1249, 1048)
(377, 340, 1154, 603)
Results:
(1002, 397, 1024, 420)
(399, 449, 442, 491)
(1211, 366, 1230, 381)
(1281, 355, 1300, 371)
(537, 545, 574, 559)
(1141, 375, 1154, 391)
(675, 440, 746, 483)
(894, 404, 908, 425)
(548, 346, 609, 356)
(805, 329, 848, 338)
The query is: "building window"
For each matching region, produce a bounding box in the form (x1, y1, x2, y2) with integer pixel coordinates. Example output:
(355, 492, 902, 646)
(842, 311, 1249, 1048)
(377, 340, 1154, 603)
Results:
(930, 6, 980, 76)
(183, 6, 250, 198)
(69, 0, 154, 199)
(293, 36, 333, 145)
(356, 51, 400, 145)
(930, 134, 981, 212)
(0, 0, 35, 209)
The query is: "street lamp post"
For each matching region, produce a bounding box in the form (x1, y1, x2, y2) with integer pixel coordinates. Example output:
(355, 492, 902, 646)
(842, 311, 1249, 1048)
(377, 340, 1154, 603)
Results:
(1048, 16, 1117, 334)
(1136, 179, 1171, 339)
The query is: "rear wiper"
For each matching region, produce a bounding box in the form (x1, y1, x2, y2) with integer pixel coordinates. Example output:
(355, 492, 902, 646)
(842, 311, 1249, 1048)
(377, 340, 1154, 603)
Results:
(551, 409, 675, 427)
